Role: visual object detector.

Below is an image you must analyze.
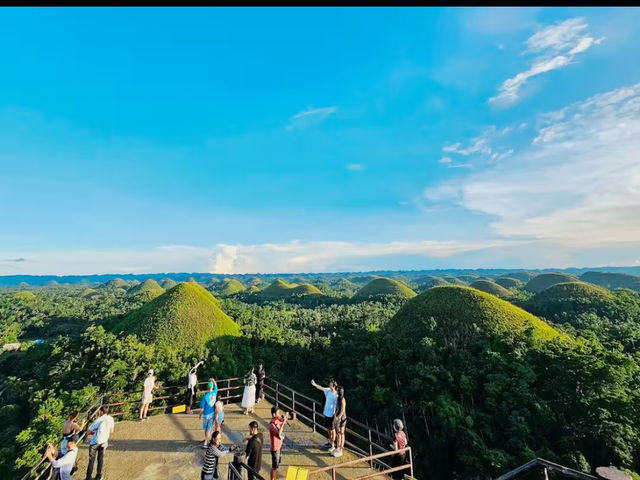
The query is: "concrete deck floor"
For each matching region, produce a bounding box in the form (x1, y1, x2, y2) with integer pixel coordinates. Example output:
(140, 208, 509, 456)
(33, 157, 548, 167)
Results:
(75, 399, 387, 480)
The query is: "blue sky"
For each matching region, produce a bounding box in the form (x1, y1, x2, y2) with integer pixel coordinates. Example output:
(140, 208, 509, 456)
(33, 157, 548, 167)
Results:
(1, 7, 640, 274)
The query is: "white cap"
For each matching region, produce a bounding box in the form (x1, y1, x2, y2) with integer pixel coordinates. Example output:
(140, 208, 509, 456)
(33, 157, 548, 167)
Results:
(148, 369, 154, 375)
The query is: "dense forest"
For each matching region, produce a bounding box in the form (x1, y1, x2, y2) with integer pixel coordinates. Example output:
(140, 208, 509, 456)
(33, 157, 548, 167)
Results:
(2, 270, 640, 480)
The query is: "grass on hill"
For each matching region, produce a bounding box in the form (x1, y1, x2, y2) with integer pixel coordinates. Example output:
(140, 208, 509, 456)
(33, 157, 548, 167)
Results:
(580, 271, 640, 291)
(161, 279, 178, 290)
(128, 279, 165, 301)
(353, 277, 417, 301)
(495, 277, 524, 289)
(387, 285, 566, 345)
(506, 271, 539, 282)
(220, 279, 246, 296)
(259, 279, 322, 299)
(14, 291, 37, 303)
(103, 278, 128, 289)
(114, 282, 239, 348)
(470, 279, 513, 298)
(524, 273, 580, 293)
(80, 288, 100, 299)
(442, 276, 467, 285)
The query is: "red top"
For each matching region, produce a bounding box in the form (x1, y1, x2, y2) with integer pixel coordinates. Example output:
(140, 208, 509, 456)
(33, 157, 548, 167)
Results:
(269, 417, 284, 452)
(395, 431, 407, 450)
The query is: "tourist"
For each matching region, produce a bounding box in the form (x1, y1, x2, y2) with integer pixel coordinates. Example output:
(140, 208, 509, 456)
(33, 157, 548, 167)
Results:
(255, 363, 266, 404)
(85, 405, 115, 480)
(45, 434, 78, 480)
(245, 421, 263, 480)
(214, 398, 225, 433)
(59, 411, 85, 456)
(186, 360, 204, 415)
(201, 430, 232, 480)
(310, 379, 338, 451)
(331, 386, 347, 458)
(269, 407, 288, 480)
(199, 379, 218, 447)
(391, 419, 408, 480)
(139, 368, 156, 421)
(241, 368, 257, 415)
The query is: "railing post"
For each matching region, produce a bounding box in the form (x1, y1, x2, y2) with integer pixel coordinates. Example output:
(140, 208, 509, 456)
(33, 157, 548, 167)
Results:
(275, 382, 279, 408)
(409, 447, 414, 478)
(332, 467, 337, 480)
(292, 390, 296, 415)
(312, 402, 316, 432)
(226, 379, 231, 404)
(368, 429, 373, 468)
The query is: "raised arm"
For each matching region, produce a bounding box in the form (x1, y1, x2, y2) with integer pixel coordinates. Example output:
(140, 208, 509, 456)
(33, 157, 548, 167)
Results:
(310, 379, 328, 392)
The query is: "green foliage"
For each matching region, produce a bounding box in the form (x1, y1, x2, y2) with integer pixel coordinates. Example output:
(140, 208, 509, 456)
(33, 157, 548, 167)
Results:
(258, 278, 322, 299)
(470, 279, 513, 298)
(524, 273, 580, 293)
(219, 278, 246, 296)
(580, 271, 640, 291)
(127, 278, 165, 301)
(352, 278, 417, 301)
(114, 282, 240, 348)
(161, 278, 178, 290)
(495, 277, 524, 289)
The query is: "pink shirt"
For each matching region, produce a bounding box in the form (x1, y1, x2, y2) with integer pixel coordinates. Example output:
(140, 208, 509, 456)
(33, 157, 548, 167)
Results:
(395, 431, 407, 450)
(269, 417, 284, 451)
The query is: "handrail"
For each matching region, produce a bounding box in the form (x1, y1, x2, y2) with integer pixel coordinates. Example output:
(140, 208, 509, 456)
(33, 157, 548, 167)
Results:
(495, 458, 598, 480)
(309, 447, 413, 480)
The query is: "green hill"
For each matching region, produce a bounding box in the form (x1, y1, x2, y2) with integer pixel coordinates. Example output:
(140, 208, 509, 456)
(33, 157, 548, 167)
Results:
(161, 278, 178, 290)
(80, 288, 100, 299)
(220, 279, 246, 296)
(14, 291, 36, 303)
(353, 278, 417, 301)
(580, 271, 640, 291)
(495, 277, 524, 289)
(259, 279, 321, 299)
(104, 278, 128, 289)
(417, 277, 448, 292)
(470, 280, 512, 298)
(507, 271, 538, 282)
(387, 285, 565, 345)
(524, 282, 626, 321)
(456, 274, 479, 283)
(291, 284, 322, 295)
(115, 282, 239, 348)
(128, 279, 165, 301)
(247, 286, 261, 294)
(442, 276, 467, 285)
(524, 273, 580, 293)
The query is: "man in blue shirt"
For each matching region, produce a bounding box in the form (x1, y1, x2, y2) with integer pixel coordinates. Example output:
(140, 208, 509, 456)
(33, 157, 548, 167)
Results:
(311, 379, 338, 451)
(199, 378, 218, 447)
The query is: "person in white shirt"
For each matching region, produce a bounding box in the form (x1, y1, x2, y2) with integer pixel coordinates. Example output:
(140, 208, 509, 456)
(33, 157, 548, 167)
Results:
(139, 369, 156, 421)
(311, 379, 338, 451)
(86, 405, 115, 480)
(45, 434, 78, 480)
(186, 361, 203, 415)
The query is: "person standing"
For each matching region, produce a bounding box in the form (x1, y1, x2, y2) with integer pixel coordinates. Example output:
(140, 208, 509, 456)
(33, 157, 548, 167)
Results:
(214, 398, 225, 433)
(139, 369, 156, 421)
(186, 361, 204, 415)
(255, 363, 266, 404)
(59, 411, 85, 456)
(85, 405, 115, 480)
(269, 407, 288, 480)
(45, 434, 78, 480)
(241, 368, 257, 415)
(310, 379, 338, 451)
(199, 379, 218, 447)
(245, 421, 263, 480)
(331, 386, 347, 458)
(391, 419, 409, 480)
(201, 430, 232, 480)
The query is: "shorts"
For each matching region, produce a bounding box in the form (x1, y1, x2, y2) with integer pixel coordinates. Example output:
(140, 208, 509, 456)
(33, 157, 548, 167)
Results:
(271, 450, 282, 469)
(332, 415, 347, 431)
(202, 414, 214, 431)
(324, 415, 335, 430)
(186, 388, 195, 407)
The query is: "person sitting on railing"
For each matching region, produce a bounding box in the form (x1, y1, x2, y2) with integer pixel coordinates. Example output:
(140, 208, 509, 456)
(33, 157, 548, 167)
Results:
(85, 405, 115, 480)
(331, 386, 347, 458)
(59, 411, 85, 457)
(390, 419, 408, 480)
(269, 407, 289, 480)
(199, 379, 219, 448)
(214, 398, 225, 433)
(201, 430, 234, 480)
(241, 368, 257, 415)
(245, 420, 263, 480)
(310, 379, 338, 451)
(255, 363, 266, 404)
(45, 434, 79, 480)
(186, 361, 204, 415)
(139, 369, 157, 421)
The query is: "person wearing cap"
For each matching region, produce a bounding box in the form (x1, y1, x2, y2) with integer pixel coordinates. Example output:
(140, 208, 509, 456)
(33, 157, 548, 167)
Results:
(45, 434, 79, 480)
(310, 378, 338, 451)
(139, 368, 157, 421)
(391, 419, 408, 479)
(199, 378, 218, 447)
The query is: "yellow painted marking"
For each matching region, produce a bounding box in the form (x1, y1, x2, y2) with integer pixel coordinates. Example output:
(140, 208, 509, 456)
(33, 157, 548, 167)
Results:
(172, 404, 186, 414)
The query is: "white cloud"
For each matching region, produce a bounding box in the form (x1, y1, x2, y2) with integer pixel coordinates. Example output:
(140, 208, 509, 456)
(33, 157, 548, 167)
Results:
(427, 83, 640, 248)
(490, 18, 603, 104)
(286, 106, 336, 130)
(346, 163, 365, 171)
(439, 156, 452, 164)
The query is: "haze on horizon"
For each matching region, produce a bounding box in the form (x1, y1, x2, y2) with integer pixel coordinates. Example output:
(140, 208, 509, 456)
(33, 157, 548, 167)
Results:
(1, 7, 640, 276)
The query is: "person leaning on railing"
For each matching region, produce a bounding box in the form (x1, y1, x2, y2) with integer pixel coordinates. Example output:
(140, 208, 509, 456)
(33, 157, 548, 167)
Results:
(85, 405, 115, 480)
(390, 419, 408, 480)
(45, 434, 79, 480)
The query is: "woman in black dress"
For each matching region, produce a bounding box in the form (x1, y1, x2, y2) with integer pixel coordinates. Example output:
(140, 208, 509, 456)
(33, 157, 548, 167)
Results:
(255, 363, 266, 403)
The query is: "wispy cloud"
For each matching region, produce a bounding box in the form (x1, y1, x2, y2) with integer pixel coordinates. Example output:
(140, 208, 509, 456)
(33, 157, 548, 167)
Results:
(438, 157, 452, 164)
(490, 18, 603, 105)
(441, 126, 513, 167)
(427, 83, 640, 248)
(346, 163, 365, 171)
(5, 258, 27, 262)
(286, 106, 337, 130)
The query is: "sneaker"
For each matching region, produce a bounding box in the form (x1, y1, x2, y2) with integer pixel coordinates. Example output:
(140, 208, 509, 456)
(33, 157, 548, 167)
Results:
(332, 448, 343, 458)
(328, 445, 336, 453)
(202, 441, 208, 448)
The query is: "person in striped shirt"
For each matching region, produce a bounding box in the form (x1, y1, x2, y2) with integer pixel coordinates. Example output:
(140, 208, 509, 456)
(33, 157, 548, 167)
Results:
(201, 431, 232, 480)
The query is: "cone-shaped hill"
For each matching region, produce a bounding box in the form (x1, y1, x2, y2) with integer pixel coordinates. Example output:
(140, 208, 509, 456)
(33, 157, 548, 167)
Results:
(470, 280, 512, 298)
(353, 278, 417, 301)
(14, 291, 37, 303)
(442, 276, 467, 286)
(114, 282, 239, 348)
(524, 282, 631, 321)
(456, 274, 479, 283)
(220, 279, 246, 296)
(417, 277, 448, 292)
(524, 273, 580, 293)
(259, 279, 321, 299)
(161, 278, 178, 290)
(579, 271, 640, 291)
(128, 279, 165, 301)
(386, 285, 565, 345)
(495, 277, 524, 289)
(507, 271, 538, 282)
(80, 288, 100, 299)
(104, 278, 128, 289)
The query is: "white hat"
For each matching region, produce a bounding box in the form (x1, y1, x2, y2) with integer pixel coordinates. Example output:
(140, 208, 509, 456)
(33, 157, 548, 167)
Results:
(148, 369, 154, 375)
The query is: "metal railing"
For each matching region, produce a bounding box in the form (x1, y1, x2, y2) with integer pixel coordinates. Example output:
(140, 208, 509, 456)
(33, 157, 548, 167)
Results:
(263, 377, 412, 475)
(495, 458, 598, 480)
(228, 454, 267, 480)
(309, 447, 413, 480)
